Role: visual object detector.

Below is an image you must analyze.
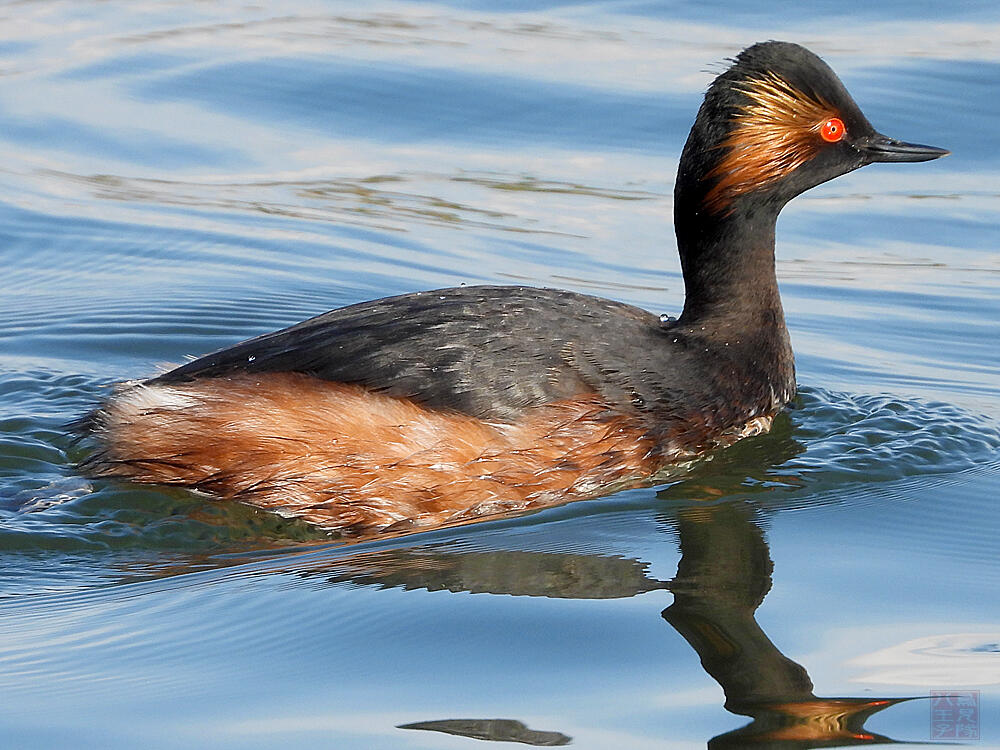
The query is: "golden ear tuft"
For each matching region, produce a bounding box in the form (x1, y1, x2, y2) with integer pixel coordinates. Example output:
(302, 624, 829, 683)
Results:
(703, 73, 839, 214)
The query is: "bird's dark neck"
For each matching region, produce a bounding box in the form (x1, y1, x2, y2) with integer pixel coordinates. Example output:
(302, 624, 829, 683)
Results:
(674, 200, 783, 327)
(671, 190, 796, 407)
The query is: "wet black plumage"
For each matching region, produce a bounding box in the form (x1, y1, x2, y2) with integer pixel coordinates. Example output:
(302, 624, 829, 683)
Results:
(154, 284, 782, 433)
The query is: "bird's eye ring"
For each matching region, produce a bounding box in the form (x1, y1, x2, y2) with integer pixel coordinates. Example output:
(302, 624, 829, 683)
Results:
(820, 117, 846, 143)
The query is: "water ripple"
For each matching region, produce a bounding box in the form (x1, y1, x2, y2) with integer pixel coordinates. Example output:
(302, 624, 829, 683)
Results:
(653, 385, 1000, 511)
(2, 362, 996, 599)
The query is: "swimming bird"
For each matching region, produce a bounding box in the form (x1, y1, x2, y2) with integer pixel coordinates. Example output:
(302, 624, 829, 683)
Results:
(79, 42, 948, 534)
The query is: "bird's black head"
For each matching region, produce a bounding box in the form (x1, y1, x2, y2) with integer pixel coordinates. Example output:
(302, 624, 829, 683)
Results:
(675, 41, 948, 219)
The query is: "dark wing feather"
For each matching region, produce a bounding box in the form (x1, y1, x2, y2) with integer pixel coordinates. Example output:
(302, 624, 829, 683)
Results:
(153, 285, 672, 420)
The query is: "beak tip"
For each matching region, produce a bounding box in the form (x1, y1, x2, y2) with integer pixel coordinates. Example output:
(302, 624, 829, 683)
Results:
(863, 136, 951, 164)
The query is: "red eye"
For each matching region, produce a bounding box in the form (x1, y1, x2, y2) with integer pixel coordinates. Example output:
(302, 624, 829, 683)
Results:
(820, 117, 846, 143)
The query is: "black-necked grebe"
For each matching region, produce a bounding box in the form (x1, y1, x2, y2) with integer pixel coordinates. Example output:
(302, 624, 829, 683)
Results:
(79, 42, 948, 534)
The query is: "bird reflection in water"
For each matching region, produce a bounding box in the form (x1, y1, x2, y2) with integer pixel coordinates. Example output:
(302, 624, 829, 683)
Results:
(290, 420, 918, 747)
(664, 501, 910, 749)
(398, 718, 571, 746)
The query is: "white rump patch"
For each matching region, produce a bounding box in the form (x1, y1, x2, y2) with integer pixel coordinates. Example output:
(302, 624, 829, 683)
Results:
(105, 382, 200, 425)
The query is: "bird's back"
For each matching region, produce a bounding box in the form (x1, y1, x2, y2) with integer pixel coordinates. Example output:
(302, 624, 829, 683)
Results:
(156, 285, 691, 422)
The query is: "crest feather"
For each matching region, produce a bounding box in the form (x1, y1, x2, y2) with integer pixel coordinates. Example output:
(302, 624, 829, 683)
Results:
(704, 73, 838, 214)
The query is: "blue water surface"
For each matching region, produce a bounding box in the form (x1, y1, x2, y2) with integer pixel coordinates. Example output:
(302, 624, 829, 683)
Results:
(1, 1, 998, 748)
